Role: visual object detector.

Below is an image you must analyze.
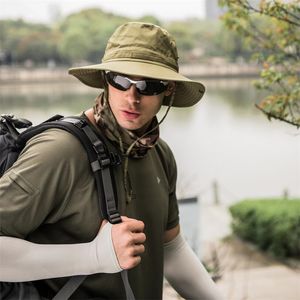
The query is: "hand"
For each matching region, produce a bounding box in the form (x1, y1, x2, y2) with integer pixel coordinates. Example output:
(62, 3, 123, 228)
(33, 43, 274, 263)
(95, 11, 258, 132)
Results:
(110, 216, 146, 270)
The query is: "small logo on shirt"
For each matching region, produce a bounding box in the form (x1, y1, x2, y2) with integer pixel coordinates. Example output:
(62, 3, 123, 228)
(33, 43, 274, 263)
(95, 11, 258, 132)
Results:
(157, 176, 161, 184)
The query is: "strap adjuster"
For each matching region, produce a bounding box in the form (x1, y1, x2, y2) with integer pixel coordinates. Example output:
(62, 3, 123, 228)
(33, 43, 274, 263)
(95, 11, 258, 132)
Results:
(91, 157, 111, 172)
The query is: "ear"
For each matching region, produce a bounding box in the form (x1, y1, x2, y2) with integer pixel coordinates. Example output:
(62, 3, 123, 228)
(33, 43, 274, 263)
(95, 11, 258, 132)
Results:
(164, 82, 176, 97)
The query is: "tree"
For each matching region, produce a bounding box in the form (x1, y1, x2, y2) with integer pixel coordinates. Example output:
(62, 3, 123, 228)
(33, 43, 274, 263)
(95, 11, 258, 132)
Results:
(206, 20, 253, 61)
(0, 19, 61, 65)
(57, 9, 128, 63)
(137, 15, 161, 26)
(220, 0, 300, 127)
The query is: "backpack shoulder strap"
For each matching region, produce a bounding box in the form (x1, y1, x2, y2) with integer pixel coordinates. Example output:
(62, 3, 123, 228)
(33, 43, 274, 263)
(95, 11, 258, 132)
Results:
(13, 115, 134, 300)
(18, 116, 122, 224)
(60, 116, 122, 224)
(51, 275, 86, 300)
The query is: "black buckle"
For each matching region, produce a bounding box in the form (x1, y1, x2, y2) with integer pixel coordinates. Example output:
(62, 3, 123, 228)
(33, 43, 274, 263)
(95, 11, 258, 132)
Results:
(1, 114, 32, 129)
(96, 152, 120, 170)
(109, 152, 121, 166)
(93, 139, 106, 156)
(99, 157, 110, 168)
(91, 157, 110, 172)
(108, 211, 122, 224)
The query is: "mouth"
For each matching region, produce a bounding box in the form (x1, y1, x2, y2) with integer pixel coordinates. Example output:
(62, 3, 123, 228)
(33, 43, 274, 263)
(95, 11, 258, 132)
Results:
(121, 109, 141, 120)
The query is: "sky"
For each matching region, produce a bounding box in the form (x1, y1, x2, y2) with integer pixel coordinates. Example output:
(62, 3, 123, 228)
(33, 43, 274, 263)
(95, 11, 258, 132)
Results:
(0, 0, 206, 23)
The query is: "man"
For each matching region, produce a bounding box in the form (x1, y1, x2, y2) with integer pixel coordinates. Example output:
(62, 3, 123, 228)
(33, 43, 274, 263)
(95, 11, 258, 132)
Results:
(0, 22, 222, 299)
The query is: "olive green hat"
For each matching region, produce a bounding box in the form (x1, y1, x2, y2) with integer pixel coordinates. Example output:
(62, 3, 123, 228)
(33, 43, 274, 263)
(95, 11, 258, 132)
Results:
(68, 22, 205, 107)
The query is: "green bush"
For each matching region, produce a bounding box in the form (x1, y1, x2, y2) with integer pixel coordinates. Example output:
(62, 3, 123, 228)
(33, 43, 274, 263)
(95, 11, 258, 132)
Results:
(229, 199, 300, 259)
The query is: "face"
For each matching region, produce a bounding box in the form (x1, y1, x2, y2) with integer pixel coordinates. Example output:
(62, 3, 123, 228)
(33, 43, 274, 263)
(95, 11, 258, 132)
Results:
(107, 73, 175, 134)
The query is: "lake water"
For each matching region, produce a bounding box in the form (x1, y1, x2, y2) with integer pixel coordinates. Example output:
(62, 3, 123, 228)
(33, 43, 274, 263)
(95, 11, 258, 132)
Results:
(1, 78, 299, 205)
(1, 78, 299, 255)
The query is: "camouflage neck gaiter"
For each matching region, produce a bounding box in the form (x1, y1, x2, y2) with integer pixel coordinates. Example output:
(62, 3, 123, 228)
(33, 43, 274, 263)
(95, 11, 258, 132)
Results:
(93, 92, 159, 158)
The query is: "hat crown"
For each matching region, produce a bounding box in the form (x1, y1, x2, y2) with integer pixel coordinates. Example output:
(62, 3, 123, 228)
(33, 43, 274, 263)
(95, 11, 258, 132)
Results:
(102, 22, 179, 72)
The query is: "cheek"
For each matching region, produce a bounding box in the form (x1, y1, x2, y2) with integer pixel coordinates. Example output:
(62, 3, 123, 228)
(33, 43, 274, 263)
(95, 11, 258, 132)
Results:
(107, 87, 122, 110)
(154, 95, 164, 113)
(144, 97, 163, 118)
(154, 103, 162, 115)
(108, 98, 117, 115)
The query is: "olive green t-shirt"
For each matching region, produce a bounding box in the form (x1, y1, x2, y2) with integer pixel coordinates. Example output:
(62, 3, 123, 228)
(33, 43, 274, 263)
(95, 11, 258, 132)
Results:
(0, 127, 179, 299)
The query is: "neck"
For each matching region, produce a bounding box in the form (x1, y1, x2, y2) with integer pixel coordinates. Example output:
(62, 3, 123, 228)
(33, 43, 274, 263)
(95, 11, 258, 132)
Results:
(132, 121, 152, 137)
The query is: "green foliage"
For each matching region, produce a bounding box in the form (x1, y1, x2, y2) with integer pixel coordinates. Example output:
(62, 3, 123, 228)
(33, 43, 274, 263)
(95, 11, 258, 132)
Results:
(230, 199, 300, 258)
(0, 19, 60, 63)
(136, 15, 161, 26)
(220, 0, 300, 127)
(0, 8, 254, 66)
(209, 21, 252, 61)
(164, 18, 252, 63)
(57, 8, 129, 63)
(167, 21, 195, 51)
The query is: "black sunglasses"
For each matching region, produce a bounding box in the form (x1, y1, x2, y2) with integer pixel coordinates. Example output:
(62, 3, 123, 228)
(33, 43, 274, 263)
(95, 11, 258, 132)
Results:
(105, 72, 169, 96)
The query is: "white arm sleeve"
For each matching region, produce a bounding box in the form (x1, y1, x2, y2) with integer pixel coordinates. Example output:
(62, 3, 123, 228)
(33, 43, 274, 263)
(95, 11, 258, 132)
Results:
(0, 223, 122, 282)
(164, 233, 224, 300)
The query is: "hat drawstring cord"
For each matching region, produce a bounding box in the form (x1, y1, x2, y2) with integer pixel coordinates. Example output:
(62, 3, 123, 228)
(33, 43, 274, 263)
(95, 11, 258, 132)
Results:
(123, 90, 176, 202)
(125, 90, 175, 158)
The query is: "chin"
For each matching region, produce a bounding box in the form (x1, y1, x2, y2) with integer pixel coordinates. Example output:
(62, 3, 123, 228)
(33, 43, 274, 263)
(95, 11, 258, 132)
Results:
(120, 123, 141, 131)
(120, 121, 143, 131)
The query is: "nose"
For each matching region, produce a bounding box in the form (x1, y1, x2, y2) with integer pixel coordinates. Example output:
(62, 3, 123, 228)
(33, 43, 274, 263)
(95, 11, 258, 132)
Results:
(126, 84, 141, 104)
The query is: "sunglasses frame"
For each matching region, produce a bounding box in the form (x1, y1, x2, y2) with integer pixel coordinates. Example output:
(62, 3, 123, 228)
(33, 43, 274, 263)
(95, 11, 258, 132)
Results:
(105, 72, 169, 96)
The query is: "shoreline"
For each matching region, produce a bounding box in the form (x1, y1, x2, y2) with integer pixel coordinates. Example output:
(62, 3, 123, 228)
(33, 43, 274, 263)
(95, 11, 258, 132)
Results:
(0, 64, 260, 84)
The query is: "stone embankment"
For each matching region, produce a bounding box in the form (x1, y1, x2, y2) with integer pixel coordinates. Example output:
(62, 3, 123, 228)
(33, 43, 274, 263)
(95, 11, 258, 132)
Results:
(180, 63, 260, 78)
(0, 66, 72, 83)
(163, 204, 300, 300)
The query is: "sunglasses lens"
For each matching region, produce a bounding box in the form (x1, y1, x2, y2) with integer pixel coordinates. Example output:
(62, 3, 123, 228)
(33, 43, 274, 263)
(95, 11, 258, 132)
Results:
(106, 72, 168, 95)
(137, 81, 167, 95)
(106, 73, 130, 91)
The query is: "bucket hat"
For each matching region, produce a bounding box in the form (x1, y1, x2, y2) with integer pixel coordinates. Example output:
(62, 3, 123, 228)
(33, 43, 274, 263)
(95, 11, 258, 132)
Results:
(68, 22, 205, 107)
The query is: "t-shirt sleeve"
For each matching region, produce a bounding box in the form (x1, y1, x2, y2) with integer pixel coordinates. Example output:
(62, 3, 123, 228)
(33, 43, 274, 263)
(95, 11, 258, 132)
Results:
(0, 129, 86, 238)
(157, 139, 179, 231)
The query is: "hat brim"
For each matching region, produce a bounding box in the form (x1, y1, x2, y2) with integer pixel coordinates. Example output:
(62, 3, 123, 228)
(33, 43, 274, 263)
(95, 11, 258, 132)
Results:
(68, 60, 205, 107)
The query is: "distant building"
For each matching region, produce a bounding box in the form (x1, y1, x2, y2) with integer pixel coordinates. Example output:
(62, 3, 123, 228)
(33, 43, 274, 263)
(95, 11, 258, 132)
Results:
(204, 0, 225, 20)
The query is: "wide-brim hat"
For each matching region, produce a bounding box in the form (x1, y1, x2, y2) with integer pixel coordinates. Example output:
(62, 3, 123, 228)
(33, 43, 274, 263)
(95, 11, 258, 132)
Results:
(68, 22, 205, 107)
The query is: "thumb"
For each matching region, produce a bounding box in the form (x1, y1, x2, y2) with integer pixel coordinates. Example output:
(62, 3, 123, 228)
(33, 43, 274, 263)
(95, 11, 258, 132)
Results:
(121, 216, 136, 223)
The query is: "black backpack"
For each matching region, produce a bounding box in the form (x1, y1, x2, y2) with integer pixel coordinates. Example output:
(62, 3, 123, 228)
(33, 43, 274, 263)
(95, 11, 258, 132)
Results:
(0, 114, 135, 300)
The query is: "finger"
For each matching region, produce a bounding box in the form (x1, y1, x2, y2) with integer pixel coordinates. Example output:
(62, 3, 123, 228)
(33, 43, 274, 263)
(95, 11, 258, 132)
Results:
(122, 256, 142, 270)
(132, 244, 145, 256)
(121, 216, 132, 222)
(121, 216, 143, 227)
(132, 232, 146, 244)
(123, 220, 145, 233)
